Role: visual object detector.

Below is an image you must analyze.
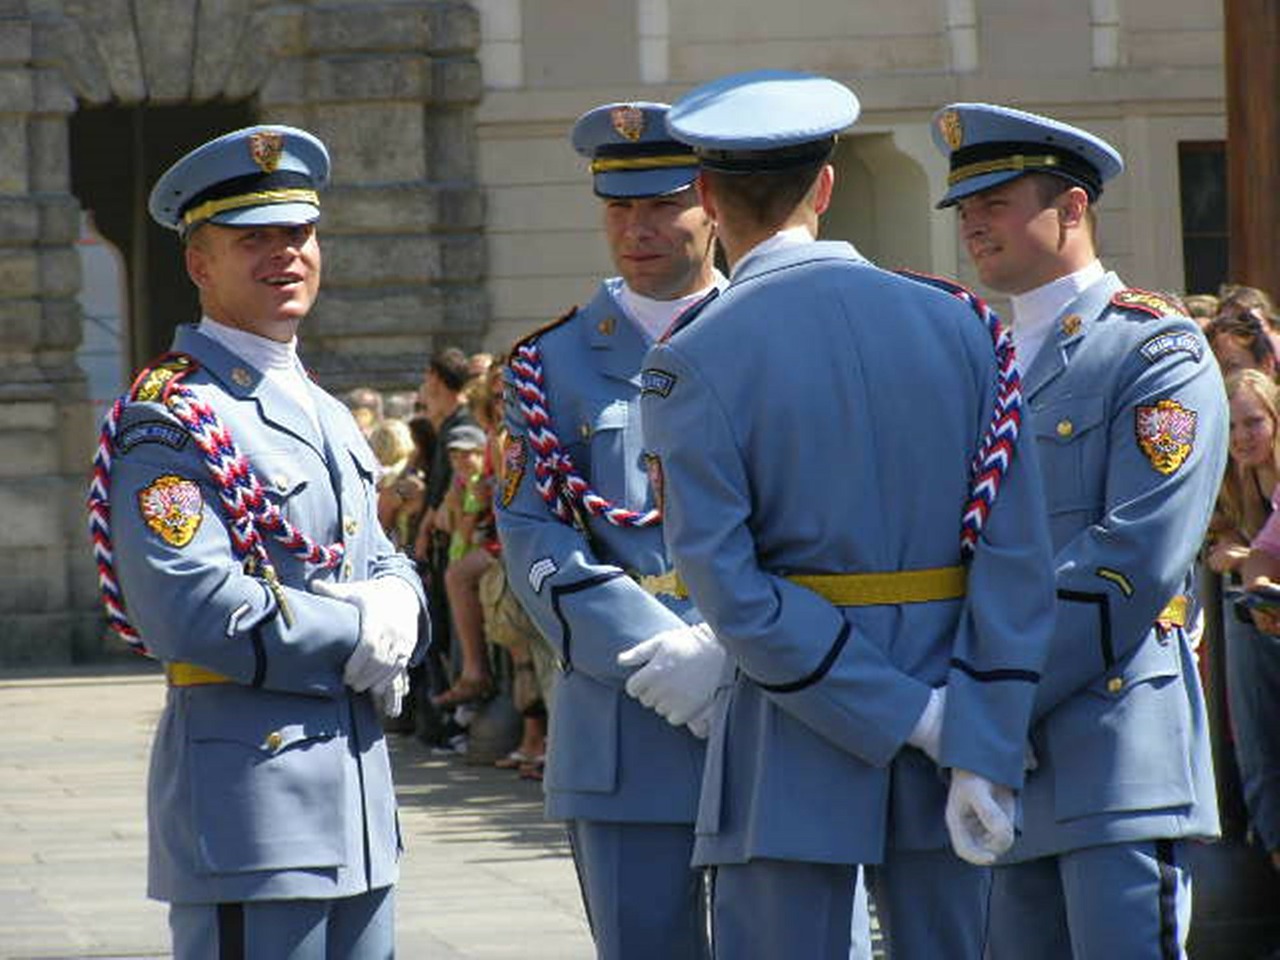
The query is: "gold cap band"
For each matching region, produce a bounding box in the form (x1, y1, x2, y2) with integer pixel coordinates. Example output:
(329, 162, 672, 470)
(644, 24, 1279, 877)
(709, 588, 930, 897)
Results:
(181, 188, 320, 227)
(947, 153, 1060, 187)
(590, 154, 699, 174)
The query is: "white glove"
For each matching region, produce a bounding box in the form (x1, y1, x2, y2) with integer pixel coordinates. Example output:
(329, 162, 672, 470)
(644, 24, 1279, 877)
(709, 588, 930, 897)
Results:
(616, 622, 727, 726)
(945, 768, 1016, 865)
(906, 686, 946, 763)
(685, 699, 716, 739)
(372, 670, 409, 718)
(312, 576, 419, 692)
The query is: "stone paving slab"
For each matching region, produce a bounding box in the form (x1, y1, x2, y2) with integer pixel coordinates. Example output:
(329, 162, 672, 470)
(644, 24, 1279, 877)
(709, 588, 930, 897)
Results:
(0, 664, 592, 959)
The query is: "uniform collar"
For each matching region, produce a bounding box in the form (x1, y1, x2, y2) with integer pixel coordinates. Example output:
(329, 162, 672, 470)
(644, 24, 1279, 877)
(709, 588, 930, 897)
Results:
(173, 324, 325, 456)
(730, 225, 815, 280)
(1021, 269, 1124, 399)
(729, 238, 867, 286)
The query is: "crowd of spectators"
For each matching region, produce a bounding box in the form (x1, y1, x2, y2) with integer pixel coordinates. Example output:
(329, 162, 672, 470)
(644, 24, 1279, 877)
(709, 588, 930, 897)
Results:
(1199, 284, 1280, 876)
(342, 347, 550, 780)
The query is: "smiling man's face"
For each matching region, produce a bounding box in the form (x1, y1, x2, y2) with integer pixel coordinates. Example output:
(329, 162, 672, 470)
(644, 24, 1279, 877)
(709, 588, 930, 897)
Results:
(184, 222, 321, 341)
(602, 188, 715, 301)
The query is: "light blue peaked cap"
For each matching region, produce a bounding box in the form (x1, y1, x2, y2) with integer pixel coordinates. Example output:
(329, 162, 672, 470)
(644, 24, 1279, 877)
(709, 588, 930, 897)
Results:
(148, 124, 330, 233)
(571, 101, 700, 198)
(666, 70, 859, 172)
(930, 103, 1123, 208)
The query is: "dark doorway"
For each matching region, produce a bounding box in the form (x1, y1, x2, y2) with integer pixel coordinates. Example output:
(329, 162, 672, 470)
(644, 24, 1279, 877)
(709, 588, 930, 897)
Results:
(69, 101, 255, 368)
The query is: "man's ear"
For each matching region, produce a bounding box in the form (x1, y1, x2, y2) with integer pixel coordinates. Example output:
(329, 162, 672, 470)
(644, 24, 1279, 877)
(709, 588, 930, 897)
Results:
(184, 241, 208, 289)
(811, 164, 835, 216)
(1056, 186, 1090, 228)
(696, 171, 718, 224)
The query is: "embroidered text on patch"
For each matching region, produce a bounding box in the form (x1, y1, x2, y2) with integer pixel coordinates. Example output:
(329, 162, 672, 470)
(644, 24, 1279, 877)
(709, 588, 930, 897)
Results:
(1139, 331, 1204, 365)
(640, 368, 677, 398)
(115, 420, 189, 454)
(138, 475, 204, 547)
(1135, 399, 1197, 475)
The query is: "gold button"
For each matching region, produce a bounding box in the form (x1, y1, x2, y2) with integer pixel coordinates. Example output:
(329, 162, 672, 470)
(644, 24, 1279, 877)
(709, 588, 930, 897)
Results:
(342, 561, 353, 578)
(1056, 419, 1074, 438)
(597, 316, 616, 335)
(344, 518, 358, 535)
(264, 730, 283, 751)
(579, 422, 591, 440)
(231, 367, 253, 387)
(1106, 677, 1123, 694)
(1061, 313, 1082, 336)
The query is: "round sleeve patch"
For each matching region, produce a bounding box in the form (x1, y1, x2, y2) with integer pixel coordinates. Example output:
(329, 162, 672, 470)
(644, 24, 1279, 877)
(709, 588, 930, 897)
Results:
(138, 474, 204, 547)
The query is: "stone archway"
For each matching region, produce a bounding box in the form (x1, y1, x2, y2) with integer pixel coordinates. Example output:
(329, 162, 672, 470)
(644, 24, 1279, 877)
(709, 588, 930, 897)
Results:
(1, 1, 486, 664)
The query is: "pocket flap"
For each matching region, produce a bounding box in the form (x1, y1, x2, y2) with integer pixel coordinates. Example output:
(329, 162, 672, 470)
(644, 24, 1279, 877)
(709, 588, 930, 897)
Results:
(1032, 394, 1107, 444)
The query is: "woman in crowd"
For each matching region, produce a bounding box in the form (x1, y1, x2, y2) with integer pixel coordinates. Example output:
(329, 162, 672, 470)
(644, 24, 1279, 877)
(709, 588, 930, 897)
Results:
(1206, 368, 1280, 874)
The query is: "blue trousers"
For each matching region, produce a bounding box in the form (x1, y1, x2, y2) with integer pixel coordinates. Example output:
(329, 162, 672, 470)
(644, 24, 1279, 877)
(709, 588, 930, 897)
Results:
(711, 850, 988, 960)
(567, 819, 708, 960)
(986, 840, 1192, 960)
(168, 886, 394, 960)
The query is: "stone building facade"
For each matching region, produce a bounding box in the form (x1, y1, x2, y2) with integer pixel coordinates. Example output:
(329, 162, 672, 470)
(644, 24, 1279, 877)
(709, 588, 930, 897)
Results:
(0, 0, 1231, 663)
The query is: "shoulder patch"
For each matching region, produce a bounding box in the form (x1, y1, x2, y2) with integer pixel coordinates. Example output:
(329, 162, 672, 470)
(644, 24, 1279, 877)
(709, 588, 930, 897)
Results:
(1111, 289, 1187, 320)
(509, 307, 578, 356)
(1139, 329, 1205, 365)
(500, 434, 527, 508)
(138, 474, 204, 547)
(1135, 399, 1197, 475)
(115, 419, 189, 455)
(128, 352, 198, 404)
(640, 368, 678, 398)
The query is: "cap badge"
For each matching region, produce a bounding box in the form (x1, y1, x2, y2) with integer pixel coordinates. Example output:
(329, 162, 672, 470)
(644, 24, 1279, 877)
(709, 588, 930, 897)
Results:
(248, 131, 284, 173)
(937, 110, 964, 151)
(610, 105, 646, 142)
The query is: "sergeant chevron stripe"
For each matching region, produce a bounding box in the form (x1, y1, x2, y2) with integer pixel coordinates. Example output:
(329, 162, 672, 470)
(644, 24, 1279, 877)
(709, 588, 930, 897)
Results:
(896, 270, 1023, 561)
(509, 343, 661, 528)
(87, 355, 344, 652)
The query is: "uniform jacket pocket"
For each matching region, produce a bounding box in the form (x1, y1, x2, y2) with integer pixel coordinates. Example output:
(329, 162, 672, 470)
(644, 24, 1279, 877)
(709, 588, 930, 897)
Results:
(186, 690, 347, 874)
(1043, 636, 1194, 821)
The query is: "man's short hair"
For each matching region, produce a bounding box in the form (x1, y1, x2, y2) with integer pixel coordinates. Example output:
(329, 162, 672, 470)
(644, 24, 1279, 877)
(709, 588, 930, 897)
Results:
(703, 151, 830, 232)
(428, 347, 471, 393)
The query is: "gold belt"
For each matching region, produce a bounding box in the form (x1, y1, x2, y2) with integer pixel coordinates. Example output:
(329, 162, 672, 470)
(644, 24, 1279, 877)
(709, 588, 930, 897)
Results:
(165, 662, 234, 687)
(1156, 595, 1190, 629)
(633, 565, 968, 606)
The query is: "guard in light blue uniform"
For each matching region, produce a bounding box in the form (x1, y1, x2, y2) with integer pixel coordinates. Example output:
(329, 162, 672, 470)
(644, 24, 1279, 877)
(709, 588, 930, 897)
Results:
(90, 126, 429, 959)
(640, 70, 1057, 960)
(495, 102, 725, 960)
(931, 102, 1227, 959)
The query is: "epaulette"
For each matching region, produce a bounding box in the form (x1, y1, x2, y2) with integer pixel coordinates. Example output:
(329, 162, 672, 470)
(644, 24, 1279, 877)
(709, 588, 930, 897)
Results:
(127, 352, 198, 405)
(509, 307, 578, 356)
(1110, 288, 1188, 320)
(658, 288, 720, 343)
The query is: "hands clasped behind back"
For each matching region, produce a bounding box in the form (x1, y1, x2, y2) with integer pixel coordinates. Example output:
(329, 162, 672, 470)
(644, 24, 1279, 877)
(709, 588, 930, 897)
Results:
(617, 622, 726, 731)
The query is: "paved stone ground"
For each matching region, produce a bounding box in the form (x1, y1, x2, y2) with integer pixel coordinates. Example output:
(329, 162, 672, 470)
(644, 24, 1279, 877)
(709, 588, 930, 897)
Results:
(0, 662, 593, 959)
